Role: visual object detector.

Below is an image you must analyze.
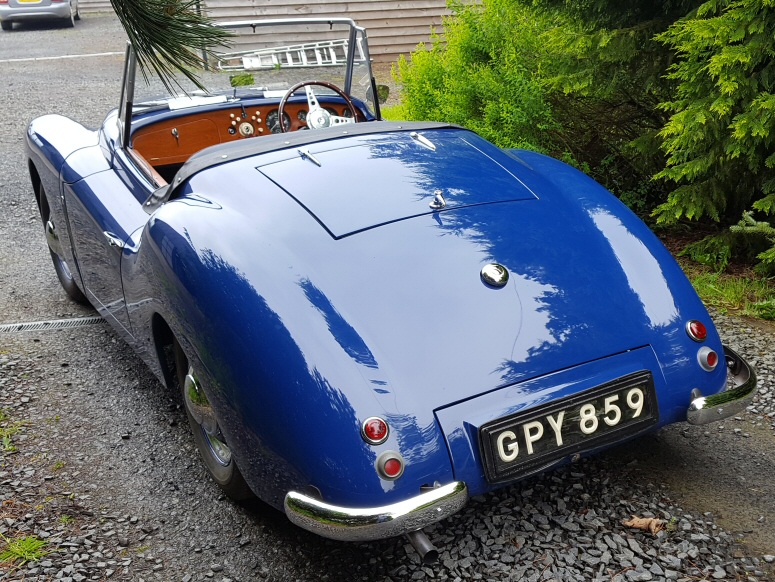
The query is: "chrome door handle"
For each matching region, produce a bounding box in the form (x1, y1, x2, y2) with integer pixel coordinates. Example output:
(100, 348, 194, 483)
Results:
(103, 231, 125, 249)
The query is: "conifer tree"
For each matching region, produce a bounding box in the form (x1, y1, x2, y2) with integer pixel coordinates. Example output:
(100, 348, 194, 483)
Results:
(655, 0, 775, 234)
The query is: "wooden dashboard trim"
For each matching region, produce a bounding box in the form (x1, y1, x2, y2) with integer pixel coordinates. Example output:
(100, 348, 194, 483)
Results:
(126, 147, 168, 188)
(131, 102, 359, 168)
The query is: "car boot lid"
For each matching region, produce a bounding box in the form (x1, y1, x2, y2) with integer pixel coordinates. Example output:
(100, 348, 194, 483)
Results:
(256, 127, 538, 238)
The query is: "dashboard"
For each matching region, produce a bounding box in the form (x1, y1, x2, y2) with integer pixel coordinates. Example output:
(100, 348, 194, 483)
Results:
(131, 101, 357, 168)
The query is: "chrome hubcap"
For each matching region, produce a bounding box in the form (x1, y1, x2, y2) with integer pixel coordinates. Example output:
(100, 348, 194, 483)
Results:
(205, 433, 232, 466)
(184, 368, 231, 466)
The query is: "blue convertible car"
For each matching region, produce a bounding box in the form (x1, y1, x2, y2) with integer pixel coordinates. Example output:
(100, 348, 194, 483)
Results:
(25, 18, 756, 562)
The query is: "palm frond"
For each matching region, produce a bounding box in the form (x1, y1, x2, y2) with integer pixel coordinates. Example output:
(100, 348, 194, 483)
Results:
(110, 0, 233, 93)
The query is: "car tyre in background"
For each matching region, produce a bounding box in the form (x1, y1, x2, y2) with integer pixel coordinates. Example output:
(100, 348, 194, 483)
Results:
(1, 20, 12, 31)
(175, 340, 255, 501)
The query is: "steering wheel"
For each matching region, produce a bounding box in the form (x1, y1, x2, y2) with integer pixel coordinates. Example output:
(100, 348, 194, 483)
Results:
(278, 80, 358, 132)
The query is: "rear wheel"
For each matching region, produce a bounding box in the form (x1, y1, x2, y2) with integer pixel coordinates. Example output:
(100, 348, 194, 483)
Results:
(1, 20, 12, 31)
(174, 340, 254, 500)
(38, 184, 89, 304)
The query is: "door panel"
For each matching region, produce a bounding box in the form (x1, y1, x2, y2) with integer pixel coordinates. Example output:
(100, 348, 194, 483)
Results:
(65, 170, 149, 337)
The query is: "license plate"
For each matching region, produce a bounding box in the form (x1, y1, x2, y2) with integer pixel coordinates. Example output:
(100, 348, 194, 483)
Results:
(17, 0, 40, 3)
(479, 372, 658, 483)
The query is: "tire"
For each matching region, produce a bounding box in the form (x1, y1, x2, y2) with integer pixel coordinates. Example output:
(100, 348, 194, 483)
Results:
(1, 20, 12, 31)
(38, 184, 89, 305)
(175, 341, 254, 501)
(64, 0, 75, 27)
(49, 248, 89, 304)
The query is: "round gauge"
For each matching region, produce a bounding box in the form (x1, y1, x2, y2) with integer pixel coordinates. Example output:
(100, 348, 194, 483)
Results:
(342, 108, 353, 118)
(297, 109, 307, 123)
(238, 121, 254, 137)
(324, 107, 337, 116)
(267, 109, 291, 133)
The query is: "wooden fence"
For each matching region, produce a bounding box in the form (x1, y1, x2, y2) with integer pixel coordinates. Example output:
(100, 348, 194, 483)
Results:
(78, 0, 451, 61)
(79, 0, 112, 12)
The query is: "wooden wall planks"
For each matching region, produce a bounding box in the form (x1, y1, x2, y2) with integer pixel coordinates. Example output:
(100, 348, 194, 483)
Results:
(78, 0, 452, 61)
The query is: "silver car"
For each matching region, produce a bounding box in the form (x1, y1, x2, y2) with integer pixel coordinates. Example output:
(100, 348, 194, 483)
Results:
(0, 0, 79, 30)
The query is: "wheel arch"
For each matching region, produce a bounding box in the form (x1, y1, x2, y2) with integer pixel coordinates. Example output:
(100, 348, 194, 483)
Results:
(149, 310, 255, 499)
(150, 312, 179, 391)
(28, 159, 44, 217)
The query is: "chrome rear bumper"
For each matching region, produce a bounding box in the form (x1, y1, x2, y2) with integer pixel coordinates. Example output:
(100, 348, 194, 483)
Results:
(284, 481, 468, 541)
(687, 345, 757, 424)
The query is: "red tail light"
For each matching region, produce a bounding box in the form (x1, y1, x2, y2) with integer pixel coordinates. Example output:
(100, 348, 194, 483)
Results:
(383, 458, 402, 477)
(686, 320, 708, 342)
(361, 417, 389, 445)
(376, 451, 404, 480)
(697, 347, 718, 371)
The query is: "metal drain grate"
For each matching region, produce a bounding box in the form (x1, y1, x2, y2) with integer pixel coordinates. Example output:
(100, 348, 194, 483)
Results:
(0, 316, 105, 333)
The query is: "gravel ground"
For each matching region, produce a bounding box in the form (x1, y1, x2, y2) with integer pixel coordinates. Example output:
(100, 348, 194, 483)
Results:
(1, 315, 774, 582)
(2, 13, 775, 582)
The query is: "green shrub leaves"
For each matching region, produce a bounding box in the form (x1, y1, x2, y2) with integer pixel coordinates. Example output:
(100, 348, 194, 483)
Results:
(392, 0, 559, 151)
(655, 0, 775, 238)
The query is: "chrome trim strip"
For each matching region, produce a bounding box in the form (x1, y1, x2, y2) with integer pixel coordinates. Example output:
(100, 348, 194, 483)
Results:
(687, 345, 757, 424)
(284, 481, 468, 541)
(410, 131, 437, 151)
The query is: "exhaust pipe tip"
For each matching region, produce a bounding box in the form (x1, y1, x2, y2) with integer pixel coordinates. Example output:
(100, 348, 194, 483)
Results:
(406, 529, 439, 565)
